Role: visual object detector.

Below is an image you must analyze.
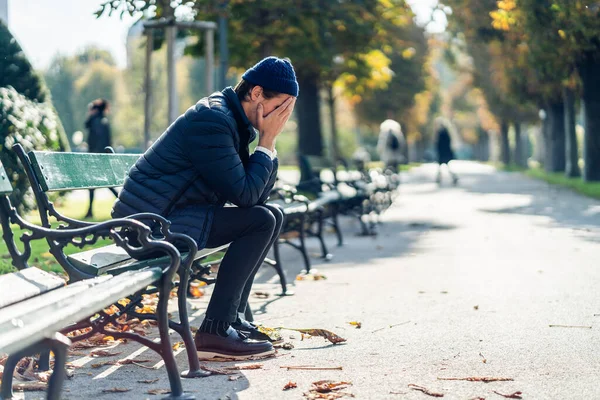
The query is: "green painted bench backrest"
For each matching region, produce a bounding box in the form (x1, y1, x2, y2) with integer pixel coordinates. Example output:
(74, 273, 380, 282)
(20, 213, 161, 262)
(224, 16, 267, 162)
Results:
(28, 151, 141, 192)
(0, 159, 14, 196)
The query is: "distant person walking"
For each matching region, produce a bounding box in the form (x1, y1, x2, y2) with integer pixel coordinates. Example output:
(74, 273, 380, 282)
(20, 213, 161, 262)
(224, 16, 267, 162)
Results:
(377, 118, 405, 173)
(84, 98, 117, 218)
(435, 117, 458, 185)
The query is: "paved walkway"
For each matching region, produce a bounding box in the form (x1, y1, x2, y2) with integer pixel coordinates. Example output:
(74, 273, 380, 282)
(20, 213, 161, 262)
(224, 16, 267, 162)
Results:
(26, 162, 600, 399)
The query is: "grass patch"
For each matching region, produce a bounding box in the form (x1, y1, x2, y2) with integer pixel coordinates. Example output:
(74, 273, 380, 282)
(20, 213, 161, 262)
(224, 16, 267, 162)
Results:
(525, 168, 600, 200)
(0, 193, 115, 275)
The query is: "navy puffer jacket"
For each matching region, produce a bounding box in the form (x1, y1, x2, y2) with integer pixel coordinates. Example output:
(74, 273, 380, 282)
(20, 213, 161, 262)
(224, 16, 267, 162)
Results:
(112, 87, 278, 248)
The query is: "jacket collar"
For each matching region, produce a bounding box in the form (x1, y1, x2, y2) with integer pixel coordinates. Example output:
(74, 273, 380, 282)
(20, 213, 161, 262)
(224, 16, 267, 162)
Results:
(222, 87, 257, 143)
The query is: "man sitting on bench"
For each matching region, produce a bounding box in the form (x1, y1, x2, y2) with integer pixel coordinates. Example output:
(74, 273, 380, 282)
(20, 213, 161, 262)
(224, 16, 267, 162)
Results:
(112, 56, 298, 359)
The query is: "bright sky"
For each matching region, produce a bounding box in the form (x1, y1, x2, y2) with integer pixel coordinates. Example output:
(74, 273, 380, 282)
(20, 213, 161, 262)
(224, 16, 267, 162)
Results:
(7, 0, 446, 71)
(8, 0, 135, 69)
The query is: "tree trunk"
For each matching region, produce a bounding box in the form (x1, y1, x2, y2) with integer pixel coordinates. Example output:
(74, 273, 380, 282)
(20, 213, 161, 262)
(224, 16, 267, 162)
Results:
(500, 120, 510, 165)
(513, 122, 526, 167)
(296, 72, 324, 157)
(326, 85, 339, 164)
(544, 99, 566, 173)
(578, 53, 600, 181)
(563, 86, 580, 177)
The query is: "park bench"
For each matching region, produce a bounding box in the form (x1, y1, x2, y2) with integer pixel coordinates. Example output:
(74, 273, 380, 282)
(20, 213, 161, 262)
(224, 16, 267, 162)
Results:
(0, 160, 194, 400)
(297, 154, 375, 236)
(268, 185, 342, 276)
(12, 144, 224, 378)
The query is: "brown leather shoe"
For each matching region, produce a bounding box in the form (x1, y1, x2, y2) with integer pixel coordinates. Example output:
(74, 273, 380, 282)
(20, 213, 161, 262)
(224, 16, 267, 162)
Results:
(195, 327, 275, 360)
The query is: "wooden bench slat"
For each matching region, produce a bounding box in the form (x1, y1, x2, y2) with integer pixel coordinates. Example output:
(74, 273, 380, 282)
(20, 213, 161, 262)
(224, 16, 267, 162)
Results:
(28, 151, 140, 191)
(0, 267, 162, 355)
(67, 244, 230, 276)
(0, 267, 66, 308)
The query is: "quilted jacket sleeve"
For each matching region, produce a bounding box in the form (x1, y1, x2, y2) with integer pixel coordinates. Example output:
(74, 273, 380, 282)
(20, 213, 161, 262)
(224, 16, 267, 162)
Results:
(182, 109, 274, 208)
(257, 158, 279, 204)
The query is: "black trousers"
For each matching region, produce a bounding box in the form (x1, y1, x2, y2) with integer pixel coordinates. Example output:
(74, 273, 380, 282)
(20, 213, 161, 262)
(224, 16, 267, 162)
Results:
(204, 204, 283, 322)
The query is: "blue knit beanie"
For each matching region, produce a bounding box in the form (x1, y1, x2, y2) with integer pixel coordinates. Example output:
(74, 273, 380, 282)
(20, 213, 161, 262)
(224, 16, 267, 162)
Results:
(242, 56, 299, 97)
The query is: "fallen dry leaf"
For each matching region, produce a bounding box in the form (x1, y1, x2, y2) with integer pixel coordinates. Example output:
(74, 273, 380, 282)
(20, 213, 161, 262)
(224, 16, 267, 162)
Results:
(437, 377, 513, 383)
(303, 380, 354, 399)
(474, 305, 479, 310)
(492, 391, 523, 399)
(229, 375, 242, 381)
(148, 389, 171, 395)
(101, 387, 131, 393)
(283, 381, 298, 390)
(226, 364, 263, 370)
(257, 326, 283, 342)
(312, 380, 352, 393)
(282, 328, 346, 344)
(348, 321, 362, 329)
(296, 271, 327, 281)
(408, 384, 444, 397)
(138, 378, 159, 384)
(253, 291, 270, 299)
(89, 350, 122, 358)
(172, 341, 184, 351)
(200, 366, 238, 375)
(188, 282, 205, 298)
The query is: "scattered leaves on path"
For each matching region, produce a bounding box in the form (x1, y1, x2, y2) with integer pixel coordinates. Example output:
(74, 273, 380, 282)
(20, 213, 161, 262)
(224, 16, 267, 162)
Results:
(137, 378, 159, 384)
(492, 390, 523, 399)
(226, 364, 263, 370)
(148, 389, 171, 395)
(281, 328, 346, 344)
(303, 380, 354, 399)
(296, 271, 327, 281)
(253, 291, 270, 299)
(408, 384, 444, 397)
(437, 377, 513, 383)
(479, 352, 487, 363)
(200, 366, 237, 375)
(348, 321, 362, 329)
(101, 387, 131, 393)
(283, 381, 298, 390)
(274, 341, 295, 350)
(474, 305, 479, 310)
(89, 350, 122, 358)
(188, 282, 205, 298)
(172, 341, 184, 351)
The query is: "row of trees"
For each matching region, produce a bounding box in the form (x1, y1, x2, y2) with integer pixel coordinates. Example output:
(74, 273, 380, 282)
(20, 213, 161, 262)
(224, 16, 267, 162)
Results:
(97, 0, 432, 164)
(442, 0, 600, 181)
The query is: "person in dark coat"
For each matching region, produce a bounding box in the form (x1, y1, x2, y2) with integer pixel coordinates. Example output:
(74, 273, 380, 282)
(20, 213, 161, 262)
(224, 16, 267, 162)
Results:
(113, 56, 298, 360)
(435, 117, 459, 185)
(84, 98, 117, 218)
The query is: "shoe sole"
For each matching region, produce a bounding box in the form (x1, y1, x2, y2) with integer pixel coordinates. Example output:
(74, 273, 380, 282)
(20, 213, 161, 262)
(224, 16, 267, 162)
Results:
(197, 348, 276, 361)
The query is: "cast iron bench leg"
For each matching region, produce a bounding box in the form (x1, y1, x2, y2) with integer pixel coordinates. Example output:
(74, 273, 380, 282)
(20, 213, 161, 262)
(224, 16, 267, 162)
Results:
(298, 213, 312, 273)
(46, 333, 71, 400)
(316, 209, 333, 261)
